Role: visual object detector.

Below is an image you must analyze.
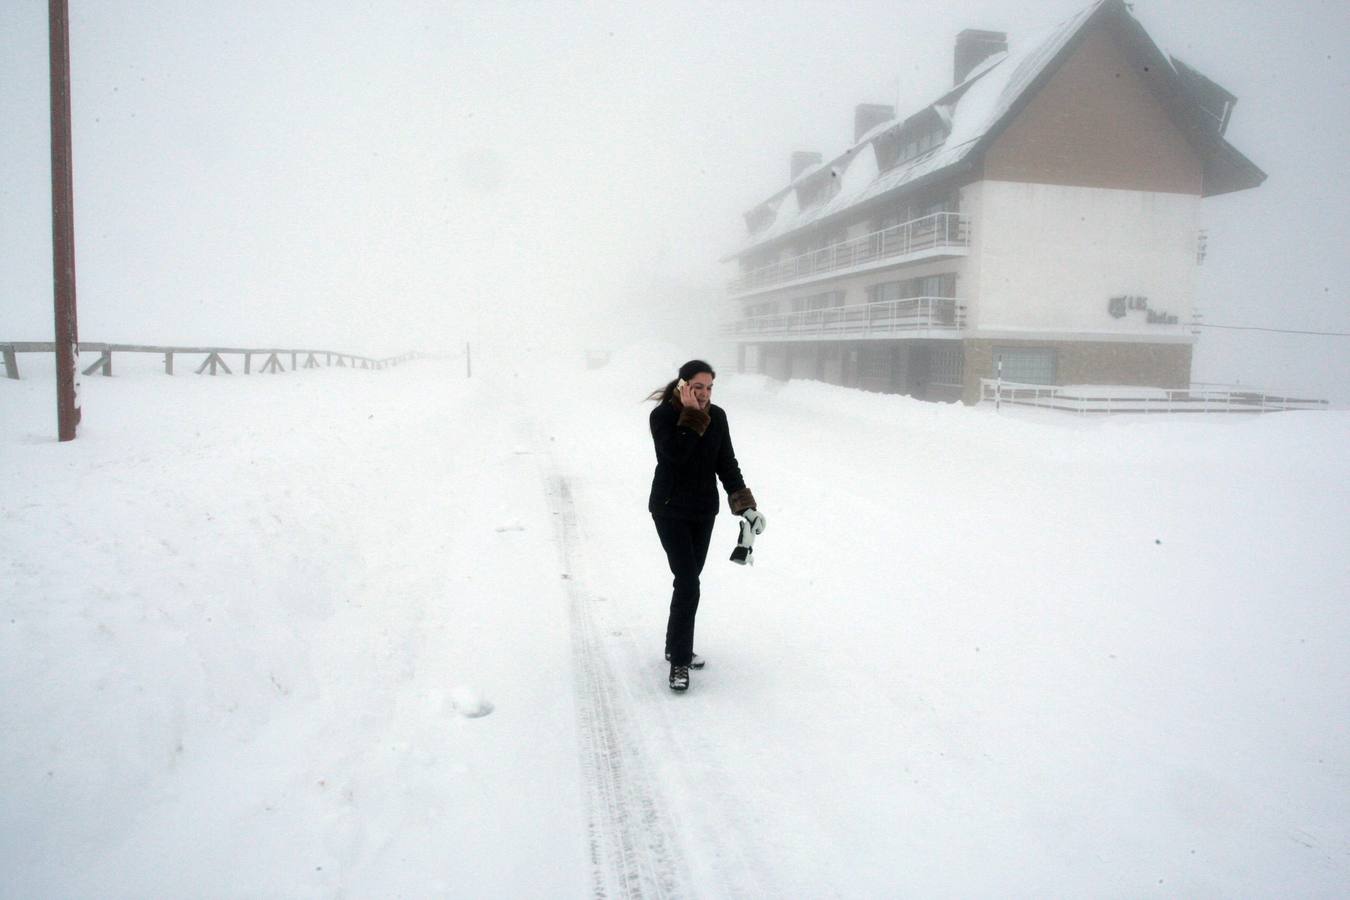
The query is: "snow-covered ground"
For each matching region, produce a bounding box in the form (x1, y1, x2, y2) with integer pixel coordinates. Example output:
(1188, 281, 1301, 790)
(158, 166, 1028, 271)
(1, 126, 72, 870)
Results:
(3, 344, 1347, 897)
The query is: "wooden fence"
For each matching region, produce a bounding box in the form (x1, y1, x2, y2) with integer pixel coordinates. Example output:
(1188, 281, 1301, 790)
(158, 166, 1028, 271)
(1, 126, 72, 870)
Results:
(2, 342, 420, 380)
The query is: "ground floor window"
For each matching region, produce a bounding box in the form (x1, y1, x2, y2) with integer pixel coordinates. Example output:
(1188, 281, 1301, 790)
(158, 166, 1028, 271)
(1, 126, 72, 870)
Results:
(859, 344, 893, 381)
(931, 346, 963, 386)
(994, 347, 1057, 385)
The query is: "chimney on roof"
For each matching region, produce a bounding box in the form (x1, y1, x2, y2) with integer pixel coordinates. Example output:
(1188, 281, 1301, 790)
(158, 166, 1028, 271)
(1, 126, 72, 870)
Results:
(790, 150, 822, 181)
(854, 104, 895, 143)
(954, 29, 1007, 85)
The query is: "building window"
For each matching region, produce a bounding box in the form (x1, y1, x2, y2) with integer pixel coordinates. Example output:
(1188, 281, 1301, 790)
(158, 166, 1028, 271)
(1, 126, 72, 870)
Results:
(746, 206, 776, 235)
(918, 194, 956, 217)
(994, 348, 1057, 385)
(798, 171, 842, 210)
(789, 228, 847, 258)
(868, 273, 956, 302)
(869, 281, 904, 302)
(743, 248, 778, 272)
(814, 229, 847, 251)
(790, 291, 845, 313)
(871, 192, 958, 232)
(916, 274, 952, 296)
(876, 124, 946, 171)
(931, 346, 963, 386)
(859, 344, 893, 380)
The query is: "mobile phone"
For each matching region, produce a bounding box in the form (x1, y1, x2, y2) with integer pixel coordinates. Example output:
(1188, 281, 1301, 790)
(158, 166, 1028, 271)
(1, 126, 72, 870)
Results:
(676, 379, 688, 391)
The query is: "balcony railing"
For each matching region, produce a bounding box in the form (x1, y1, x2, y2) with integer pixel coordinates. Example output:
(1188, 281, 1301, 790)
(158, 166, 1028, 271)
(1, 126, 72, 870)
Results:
(730, 211, 970, 296)
(723, 296, 965, 340)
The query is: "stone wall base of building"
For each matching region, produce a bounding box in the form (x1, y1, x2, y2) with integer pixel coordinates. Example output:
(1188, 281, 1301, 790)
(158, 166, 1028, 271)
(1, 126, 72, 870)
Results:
(744, 340, 964, 402)
(741, 338, 1193, 406)
(960, 338, 1193, 404)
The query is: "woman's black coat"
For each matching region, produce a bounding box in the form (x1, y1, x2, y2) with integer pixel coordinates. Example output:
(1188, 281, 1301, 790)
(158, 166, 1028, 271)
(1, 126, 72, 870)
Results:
(647, 401, 751, 520)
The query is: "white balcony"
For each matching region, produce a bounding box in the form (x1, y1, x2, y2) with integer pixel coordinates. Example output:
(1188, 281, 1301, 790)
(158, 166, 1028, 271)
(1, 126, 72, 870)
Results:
(729, 212, 970, 297)
(722, 296, 965, 342)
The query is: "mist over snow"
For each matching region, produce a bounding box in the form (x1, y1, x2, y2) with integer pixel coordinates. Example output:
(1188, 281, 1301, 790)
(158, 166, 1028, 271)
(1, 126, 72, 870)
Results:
(1, 0, 1346, 398)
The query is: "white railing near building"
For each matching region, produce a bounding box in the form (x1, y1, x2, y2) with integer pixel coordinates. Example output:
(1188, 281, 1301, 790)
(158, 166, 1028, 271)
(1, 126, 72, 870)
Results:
(980, 380, 1330, 414)
(729, 211, 970, 296)
(724, 296, 964, 340)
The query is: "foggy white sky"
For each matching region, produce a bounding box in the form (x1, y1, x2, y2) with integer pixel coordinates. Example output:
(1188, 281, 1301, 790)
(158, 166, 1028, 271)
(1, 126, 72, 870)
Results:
(1, 0, 1346, 395)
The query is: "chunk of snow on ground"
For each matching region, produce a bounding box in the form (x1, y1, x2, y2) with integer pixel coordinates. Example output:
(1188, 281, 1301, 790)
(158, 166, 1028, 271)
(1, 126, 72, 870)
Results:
(448, 686, 495, 719)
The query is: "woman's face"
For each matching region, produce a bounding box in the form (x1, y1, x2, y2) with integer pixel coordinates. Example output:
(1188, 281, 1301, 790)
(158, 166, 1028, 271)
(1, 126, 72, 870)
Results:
(688, 372, 713, 409)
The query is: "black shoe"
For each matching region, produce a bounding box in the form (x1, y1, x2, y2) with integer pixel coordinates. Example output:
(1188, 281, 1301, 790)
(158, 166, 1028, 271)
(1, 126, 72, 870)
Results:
(664, 651, 705, 669)
(669, 665, 690, 692)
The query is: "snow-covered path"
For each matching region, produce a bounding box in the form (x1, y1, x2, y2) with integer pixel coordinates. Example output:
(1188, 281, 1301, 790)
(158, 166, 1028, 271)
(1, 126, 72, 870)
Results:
(544, 470, 694, 898)
(3, 346, 1348, 896)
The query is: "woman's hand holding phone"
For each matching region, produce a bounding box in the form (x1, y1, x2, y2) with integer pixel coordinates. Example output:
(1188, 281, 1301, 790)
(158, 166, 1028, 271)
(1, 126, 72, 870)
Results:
(677, 379, 696, 408)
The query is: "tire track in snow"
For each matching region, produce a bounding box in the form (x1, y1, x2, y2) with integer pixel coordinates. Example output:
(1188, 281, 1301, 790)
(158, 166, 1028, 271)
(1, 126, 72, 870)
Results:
(614, 649, 779, 899)
(543, 470, 690, 899)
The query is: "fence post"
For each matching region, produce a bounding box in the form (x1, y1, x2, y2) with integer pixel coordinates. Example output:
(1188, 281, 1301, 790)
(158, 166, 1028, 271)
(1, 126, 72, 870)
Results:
(81, 349, 111, 377)
(3, 345, 20, 380)
(164, 351, 174, 375)
(995, 355, 1003, 412)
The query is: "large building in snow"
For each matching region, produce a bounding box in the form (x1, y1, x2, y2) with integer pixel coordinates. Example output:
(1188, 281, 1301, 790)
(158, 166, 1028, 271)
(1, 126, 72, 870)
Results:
(722, 0, 1264, 402)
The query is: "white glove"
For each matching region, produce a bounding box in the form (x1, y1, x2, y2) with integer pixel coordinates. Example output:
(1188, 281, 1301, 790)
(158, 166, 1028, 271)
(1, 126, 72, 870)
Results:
(742, 508, 767, 535)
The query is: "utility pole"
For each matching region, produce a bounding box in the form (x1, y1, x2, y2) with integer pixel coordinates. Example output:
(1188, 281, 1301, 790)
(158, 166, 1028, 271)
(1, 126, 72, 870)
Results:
(49, 0, 81, 441)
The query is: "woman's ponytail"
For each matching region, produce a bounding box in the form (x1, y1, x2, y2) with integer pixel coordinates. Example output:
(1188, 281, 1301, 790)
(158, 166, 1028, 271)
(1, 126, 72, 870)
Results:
(646, 378, 680, 404)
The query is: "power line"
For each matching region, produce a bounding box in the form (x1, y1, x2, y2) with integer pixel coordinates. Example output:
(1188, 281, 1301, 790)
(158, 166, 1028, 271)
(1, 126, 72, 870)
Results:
(1192, 322, 1350, 337)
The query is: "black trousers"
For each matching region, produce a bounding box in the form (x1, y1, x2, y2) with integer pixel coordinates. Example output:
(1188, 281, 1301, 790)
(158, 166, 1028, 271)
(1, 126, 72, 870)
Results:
(652, 514, 716, 667)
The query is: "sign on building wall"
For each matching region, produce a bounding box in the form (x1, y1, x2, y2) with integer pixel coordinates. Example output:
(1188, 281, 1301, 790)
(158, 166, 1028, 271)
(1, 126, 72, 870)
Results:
(1108, 295, 1177, 325)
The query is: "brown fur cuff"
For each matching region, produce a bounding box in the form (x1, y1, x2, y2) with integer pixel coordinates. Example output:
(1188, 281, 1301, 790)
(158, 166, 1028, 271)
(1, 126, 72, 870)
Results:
(728, 487, 756, 515)
(677, 406, 711, 436)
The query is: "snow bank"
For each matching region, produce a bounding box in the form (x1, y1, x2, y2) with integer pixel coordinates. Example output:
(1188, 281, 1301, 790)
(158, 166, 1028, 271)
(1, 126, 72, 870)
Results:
(1, 363, 588, 897)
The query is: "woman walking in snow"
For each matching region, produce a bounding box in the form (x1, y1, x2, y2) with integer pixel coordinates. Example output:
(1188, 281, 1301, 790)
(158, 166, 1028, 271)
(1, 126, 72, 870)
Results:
(648, 360, 764, 692)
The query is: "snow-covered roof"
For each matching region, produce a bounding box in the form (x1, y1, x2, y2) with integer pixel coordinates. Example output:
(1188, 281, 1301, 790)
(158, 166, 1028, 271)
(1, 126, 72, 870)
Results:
(728, 0, 1262, 261)
(727, 3, 1098, 259)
